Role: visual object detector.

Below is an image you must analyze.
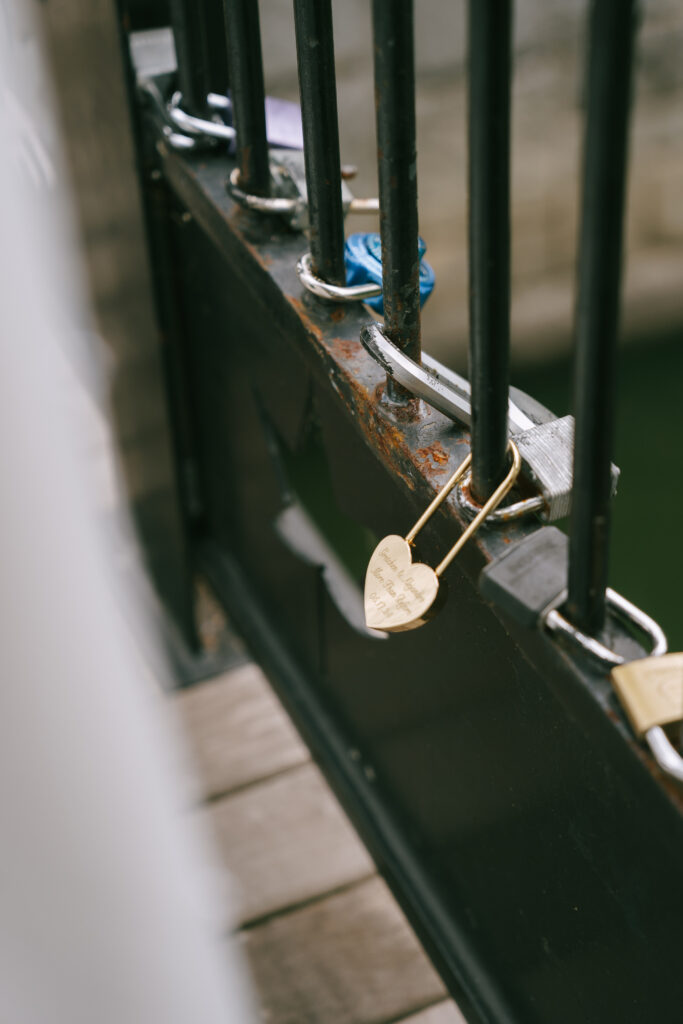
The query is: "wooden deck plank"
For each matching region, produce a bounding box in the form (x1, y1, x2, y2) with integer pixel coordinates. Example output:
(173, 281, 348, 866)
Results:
(177, 664, 309, 798)
(240, 875, 447, 1024)
(206, 762, 374, 926)
(397, 1000, 467, 1024)
(177, 665, 463, 1022)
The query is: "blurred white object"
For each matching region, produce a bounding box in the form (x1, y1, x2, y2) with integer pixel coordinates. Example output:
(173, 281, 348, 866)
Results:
(0, 3, 254, 1022)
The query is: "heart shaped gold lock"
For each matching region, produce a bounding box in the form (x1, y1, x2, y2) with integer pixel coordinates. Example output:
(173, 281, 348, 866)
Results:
(365, 535, 440, 632)
(364, 441, 521, 632)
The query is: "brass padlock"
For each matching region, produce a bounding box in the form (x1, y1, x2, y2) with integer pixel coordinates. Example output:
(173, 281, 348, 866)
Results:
(364, 441, 521, 632)
(611, 653, 683, 737)
(610, 653, 683, 784)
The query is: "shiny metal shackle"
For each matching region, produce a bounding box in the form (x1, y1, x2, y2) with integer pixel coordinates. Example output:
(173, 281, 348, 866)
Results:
(543, 587, 667, 668)
(228, 158, 378, 229)
(543, 592, 682, 782)
(228, 168, 306, 217)
(360, 322, 579, 522)
(168, 91, 236, 142)
(456, 474, 546, 523)
(360, 322, 535, 435)
(229, 184, 378, 226)
(138, 80, 198, 151)
(297, 252, 382, 302)
(646, 726, 683, 784)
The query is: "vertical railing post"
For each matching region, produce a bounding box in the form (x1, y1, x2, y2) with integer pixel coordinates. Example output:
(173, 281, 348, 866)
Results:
(223, 0, 270, 197)
(170, 0, 224, 116)
(293, 0, 346, 288)
(371, 0, 421, 402)
(467, 0, 513, 502)
(206, 1, 230, 98)
(566, 0, 637, 636)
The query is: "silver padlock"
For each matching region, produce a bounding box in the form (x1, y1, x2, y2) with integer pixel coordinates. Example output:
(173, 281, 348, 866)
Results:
(228, 149, 379, 230)
(360, 322, 619, 522)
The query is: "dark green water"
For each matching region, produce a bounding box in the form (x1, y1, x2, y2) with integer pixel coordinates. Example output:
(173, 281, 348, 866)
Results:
(514, 332, 683, 649)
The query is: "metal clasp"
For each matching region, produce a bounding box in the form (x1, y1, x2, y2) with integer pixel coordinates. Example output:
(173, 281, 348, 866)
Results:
(543, 595, 683, 780)
(479, 526, 682, 783)
(360, 322, 619, 523)
(296, 252, 382, 302)
(167, 91, 236, 143)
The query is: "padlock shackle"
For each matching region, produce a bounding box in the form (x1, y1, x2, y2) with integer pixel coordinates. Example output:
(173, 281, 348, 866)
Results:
(545, 591, 683, 783)
(404, 442, 522, 578)
(297, 253, 382, 303)
(168, 91, 236, 142)
(646, 726, 683, 784)
(544, 587, 668, 668)
(360, 323, 535, 434)
(434, 443, 521, 577)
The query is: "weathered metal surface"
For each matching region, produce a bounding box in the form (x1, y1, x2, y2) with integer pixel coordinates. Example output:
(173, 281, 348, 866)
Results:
(142, 127, 683, 1021)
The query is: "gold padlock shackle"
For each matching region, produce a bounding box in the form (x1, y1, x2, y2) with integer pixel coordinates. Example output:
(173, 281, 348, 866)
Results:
(406, 440, 521, 576)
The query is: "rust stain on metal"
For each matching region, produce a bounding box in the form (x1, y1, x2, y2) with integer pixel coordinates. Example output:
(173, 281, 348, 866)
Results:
(373, 382, 420, 424)
(365, 415, 409, 469)
(330, 307, 346, 323)
(459, 477, 526, 524)
(330, 337, 361, 361)
(287, 296, 324, 344)
(416, 441, 450, 468)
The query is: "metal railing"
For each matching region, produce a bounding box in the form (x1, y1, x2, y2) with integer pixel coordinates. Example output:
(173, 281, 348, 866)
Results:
(129, 2, 683, 1019)
(203, 0, 637, 640)
(153, 0, 683, 801)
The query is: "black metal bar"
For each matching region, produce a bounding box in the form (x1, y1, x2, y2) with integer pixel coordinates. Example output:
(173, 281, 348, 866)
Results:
(206, 0, 230, 97)
(223, 0, 270, 196)
(372, 0, 421, 397)
(169, 0, 213, 115)
(467, 0, 513, 502)
(566, 0, 637, 635)
(293, 0, 346, 287)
